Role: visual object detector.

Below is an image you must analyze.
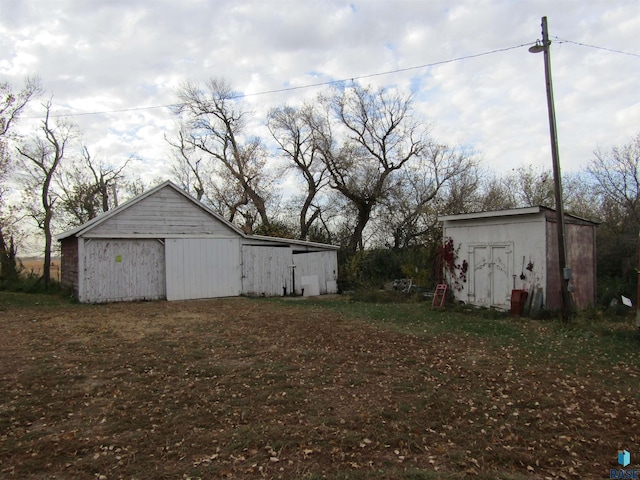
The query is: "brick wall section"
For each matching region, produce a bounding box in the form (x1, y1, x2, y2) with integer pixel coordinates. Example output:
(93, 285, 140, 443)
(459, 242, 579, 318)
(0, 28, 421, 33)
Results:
(60, 237, 78, 296)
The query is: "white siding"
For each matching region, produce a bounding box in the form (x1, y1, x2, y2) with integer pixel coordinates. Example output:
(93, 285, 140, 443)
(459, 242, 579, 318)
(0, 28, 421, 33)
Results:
(293, 251, 338, 295)
(165, 238, 241, 300)
(65, 183, 340, 303)
(87, 187, 236, 238)
(242, 245, 292, 296)
(443, 213, 545, 309)
(300, 276, 320, 296)
(82, 239, 165, 303)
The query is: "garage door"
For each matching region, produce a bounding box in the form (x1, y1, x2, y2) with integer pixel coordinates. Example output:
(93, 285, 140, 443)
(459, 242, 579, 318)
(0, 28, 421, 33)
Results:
(83, 239, 166, 303)
(165, 238, 241, 301)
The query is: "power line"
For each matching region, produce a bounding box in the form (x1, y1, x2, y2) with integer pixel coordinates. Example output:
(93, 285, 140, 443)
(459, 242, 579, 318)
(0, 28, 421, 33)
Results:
(32, 37, 638, 120)
(37, 42, 534, 119)
(238, 42, 533, 98)
(552, 36, 640, 58)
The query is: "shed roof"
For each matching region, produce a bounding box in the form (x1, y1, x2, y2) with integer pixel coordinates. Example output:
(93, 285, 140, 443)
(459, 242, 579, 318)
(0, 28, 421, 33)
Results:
(55, 180, 339, 250)
(438, 206, 597, 225)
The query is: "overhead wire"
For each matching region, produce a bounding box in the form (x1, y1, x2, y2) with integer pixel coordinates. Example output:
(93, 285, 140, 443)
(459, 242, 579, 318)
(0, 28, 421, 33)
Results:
(38, 42, 535, 119)
(237, 42, 534, 98)
(552, 36, 640, 58)
(32, 37, 639, 119)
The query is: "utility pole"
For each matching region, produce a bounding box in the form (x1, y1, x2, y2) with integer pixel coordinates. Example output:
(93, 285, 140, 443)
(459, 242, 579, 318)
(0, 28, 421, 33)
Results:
(529, 16, 572, 321)
(637, 234, 640, 332)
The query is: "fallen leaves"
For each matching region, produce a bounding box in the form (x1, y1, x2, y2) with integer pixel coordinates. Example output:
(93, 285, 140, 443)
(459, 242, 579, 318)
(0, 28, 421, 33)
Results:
(0, 297, 638, 479)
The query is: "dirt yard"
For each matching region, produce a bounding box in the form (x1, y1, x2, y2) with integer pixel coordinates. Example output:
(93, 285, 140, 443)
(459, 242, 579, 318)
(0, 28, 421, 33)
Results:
(0, 295, 638, 479)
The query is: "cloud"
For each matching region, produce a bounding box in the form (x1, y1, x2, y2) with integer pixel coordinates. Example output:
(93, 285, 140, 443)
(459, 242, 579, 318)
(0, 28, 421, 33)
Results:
(1, 0, 638, 185)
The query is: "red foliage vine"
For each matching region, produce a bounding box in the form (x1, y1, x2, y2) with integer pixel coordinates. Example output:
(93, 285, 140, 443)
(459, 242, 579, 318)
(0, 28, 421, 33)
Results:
(439, 237, 468, 291)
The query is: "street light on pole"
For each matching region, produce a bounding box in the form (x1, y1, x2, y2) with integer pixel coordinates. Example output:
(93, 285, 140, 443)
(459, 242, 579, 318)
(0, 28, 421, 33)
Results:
(529, 16, 572, 321)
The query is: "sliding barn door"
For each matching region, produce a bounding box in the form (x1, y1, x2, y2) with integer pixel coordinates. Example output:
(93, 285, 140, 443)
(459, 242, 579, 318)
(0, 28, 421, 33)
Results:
(165, 238, 241, 301)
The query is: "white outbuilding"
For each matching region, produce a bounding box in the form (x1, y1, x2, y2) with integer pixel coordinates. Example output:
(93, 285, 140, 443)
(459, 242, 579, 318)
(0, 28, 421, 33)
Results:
(439, 206, 596, 311)
(56, 181, 339, 303)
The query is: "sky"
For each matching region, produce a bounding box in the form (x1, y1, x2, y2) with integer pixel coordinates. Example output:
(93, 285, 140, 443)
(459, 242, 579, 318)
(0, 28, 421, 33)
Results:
(1, 0, 639, 188)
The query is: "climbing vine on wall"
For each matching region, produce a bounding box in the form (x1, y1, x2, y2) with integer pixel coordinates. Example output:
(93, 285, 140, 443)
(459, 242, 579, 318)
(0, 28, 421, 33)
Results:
(439, 237, 468, 291)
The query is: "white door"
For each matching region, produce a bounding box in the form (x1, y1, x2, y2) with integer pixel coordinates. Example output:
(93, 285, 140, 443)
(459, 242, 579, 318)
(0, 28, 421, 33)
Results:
(468, 243, 512, 309)
(83, 239, 165, 303)
(242, 245, 293, 296)
(490, 246, 511, 308)
(165, 238, 241, 301)
(469, 245, 490, 306)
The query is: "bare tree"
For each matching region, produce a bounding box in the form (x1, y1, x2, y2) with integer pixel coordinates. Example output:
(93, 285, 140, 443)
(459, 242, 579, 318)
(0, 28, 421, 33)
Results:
(57, 147, 132, 226)
(0, 77, 42, 280)
(119, 175, 151, 201)
(16, 99, 74, 288)
(381, 144, 478, 248)
(172, 78, 277, 232)
(0, 76, 42, 150)
(587, 133, 640, 285)
(267, 104, 327, 240)
(434, 164, 483, 215)
(465, 165, 554, 214)
(562, 172, 600, 221)
(166, 126, 215, 202)
(166, 127, 265, 231)
(474, 173, 517, 212)
(588, 133, 640, 226)
(505, 165, 555, 208)
(312, 83, 426, 252)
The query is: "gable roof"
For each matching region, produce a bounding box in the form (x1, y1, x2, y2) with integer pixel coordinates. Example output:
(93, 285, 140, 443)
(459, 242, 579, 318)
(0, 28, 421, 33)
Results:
(55, 180, 244, 240)
(55, 180, 340, 250)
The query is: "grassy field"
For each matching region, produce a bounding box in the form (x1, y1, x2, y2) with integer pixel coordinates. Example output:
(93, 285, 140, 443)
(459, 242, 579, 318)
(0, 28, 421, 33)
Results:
(17, 258, 61, 282)
(0, 292, 638, 479)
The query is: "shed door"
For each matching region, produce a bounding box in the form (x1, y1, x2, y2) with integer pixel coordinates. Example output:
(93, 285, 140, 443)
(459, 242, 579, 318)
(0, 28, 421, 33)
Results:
(293, 251, 338, 295)
(489, 246, 511, 307)
(83, 239, 165, 303)
(165, 238, 241, 301)
(468, 243, 512, 309)
(242, 245, 293, 296)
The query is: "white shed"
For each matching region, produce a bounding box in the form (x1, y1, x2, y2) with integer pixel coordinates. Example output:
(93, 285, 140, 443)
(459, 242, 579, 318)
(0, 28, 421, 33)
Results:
(439, 206, 596, 311)
(56, 181, 339, 303)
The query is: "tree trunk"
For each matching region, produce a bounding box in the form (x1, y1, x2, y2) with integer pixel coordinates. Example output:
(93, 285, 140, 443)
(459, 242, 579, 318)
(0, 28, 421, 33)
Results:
(43, 208, 53, 289)
(249, 191, 270, 230)
(0, 227, 18, 280)
(347, 203, 373, 252)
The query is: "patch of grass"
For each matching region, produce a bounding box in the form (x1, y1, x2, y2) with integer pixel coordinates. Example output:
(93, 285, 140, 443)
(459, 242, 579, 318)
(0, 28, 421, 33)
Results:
(0, 290, 74, 308)
(1, 293, 639, 479)
(349, 289, 424, 304)
(283, 296, 640, 368)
